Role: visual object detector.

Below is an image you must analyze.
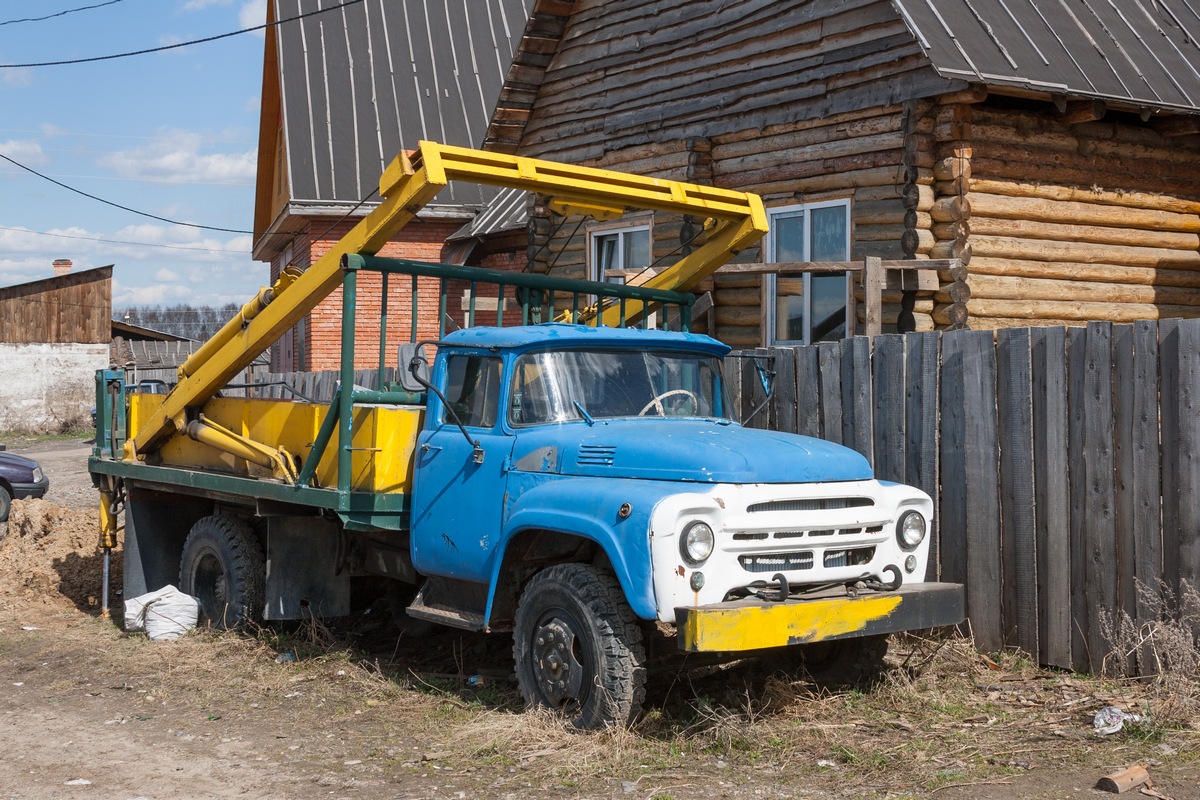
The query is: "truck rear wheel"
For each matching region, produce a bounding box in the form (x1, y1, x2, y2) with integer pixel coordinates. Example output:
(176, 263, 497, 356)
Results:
(179, 515, 264, 630)
(513, 563, 646, 730)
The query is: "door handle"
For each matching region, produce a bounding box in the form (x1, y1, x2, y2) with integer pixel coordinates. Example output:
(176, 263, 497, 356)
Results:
(420, 443, 443, 453)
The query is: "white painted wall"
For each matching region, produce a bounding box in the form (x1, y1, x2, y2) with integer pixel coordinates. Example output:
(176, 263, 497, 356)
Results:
(0, 343, 109, 433)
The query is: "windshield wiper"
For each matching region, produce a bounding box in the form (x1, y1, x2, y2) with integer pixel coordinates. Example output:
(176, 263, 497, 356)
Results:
(572, 400, 595, 426)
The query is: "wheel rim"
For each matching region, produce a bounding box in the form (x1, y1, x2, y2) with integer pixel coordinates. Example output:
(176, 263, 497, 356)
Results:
(529, 609, 588, 710)
(191, 550, 228, 620)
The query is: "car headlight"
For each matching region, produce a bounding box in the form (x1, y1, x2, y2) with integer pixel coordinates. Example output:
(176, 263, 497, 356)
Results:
(32, 466, 44, 482)
(896, 511, 926, 550)
(680, 521, 715, 566)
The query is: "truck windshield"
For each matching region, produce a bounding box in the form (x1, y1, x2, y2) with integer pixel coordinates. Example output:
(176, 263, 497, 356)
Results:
(509, 349, 730, 426)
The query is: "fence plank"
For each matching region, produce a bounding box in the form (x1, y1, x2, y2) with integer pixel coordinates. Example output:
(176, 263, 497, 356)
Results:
(1083, 322, 1117, 673)
(872, 334, 906, 484)
(840, 336, 873, 464)
(772, 346, 798, 435)
(1160, 320, 1181, 601)
(1112, 324, 1138, 674)
(1067, 326, 1091, 672)
(961, 329, 1002, 653)
(1032, 326, 1072, 669)
(1177, 320, 1200, 599)
(998, 327, 1038, 656)
(1129, 321, 1162, 672)
(816, 342, 843, 445)
(795, 346, 821, 438)
(939, 330, 967, 590)
(906, 331, 940, 580)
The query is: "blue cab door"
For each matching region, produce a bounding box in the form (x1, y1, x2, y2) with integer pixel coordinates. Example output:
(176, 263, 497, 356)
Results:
(410, 354, 513, 581)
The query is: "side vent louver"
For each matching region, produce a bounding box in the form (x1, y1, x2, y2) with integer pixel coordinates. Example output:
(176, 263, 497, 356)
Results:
(577, 444, 617, 466)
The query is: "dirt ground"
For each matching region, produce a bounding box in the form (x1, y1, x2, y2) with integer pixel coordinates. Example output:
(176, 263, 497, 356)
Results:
(1, 437, 1198, 800)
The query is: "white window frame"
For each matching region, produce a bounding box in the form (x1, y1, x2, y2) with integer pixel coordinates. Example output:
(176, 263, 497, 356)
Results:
(764, 199, 852, 345)
(587, 216, 653, 283)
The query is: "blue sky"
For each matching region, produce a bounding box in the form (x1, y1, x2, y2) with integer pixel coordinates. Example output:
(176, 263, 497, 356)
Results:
(0, 0, 268, 308)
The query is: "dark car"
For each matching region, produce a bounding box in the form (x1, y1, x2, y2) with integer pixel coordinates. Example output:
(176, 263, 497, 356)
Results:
(0, 451, 49, 521)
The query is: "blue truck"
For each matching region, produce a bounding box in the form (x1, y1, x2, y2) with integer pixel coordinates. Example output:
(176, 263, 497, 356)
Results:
(90, 143, 963, 729)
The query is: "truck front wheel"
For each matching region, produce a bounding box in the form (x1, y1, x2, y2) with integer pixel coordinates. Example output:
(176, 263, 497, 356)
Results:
(513, 563, 646, 730)
(179, 515, 264, 630)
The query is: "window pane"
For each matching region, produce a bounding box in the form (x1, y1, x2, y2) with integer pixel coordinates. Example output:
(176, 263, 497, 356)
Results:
(810, 205, 848, 261)
(595, 234, 618, 274)
(445, 356, 502, 428)
(771, 211, 805, 262)
(624, 229, 650, 269)
(810, 273, 847, 342)
(775, 291, 805, 342)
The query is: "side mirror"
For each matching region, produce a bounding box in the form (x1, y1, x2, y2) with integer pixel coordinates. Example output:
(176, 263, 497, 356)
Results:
(397, 343, 430, 393)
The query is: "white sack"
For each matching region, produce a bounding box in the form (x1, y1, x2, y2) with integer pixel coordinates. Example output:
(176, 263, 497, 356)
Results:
(124, 585, 199, 641)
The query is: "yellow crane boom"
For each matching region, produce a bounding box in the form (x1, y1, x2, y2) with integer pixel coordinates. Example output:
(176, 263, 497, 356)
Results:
(132, 141, 767, 455)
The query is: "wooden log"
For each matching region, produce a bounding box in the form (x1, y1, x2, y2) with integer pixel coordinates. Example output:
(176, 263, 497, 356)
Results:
(969, 316, 1079, 329)
(900, 227, 935, 256)
(1094, 765, 1149, 794)
(714, 326, 759, 347)
(932, 302, 968, 326)
(969, 234, 1200, 268)
(713, 273, 761, 289)
(715, 306, 763, 326)
(929, 239, 973, 263)
(856, 182, 933, 210)
(966, 177, 1200, 215)
(968, 297, 1200, 322)
(933, 155, 971, 181)
(967, 215, 1200, 250)
(722, 165, 907, 196)
(854, 198, 908, 225)
(712, 103, 906, 147)
(931, 220, 971, 241)
(965, 273, 1200, 306)
(968, 256, 1200, 288)
(932, 280, 970, 305)
(969, 120, 1200, 168)
(710, 112, 905, 162)
(713, 287, 761, 306)
(930, 195, 971, 222)
(856, 224, 908, 242)
(971, 156, 1200, 196)
(1059, 98, 1106, 124)
(937, 85, 988, 105)
(854, 307, 935, 330)
(970, 191, 1200, 232)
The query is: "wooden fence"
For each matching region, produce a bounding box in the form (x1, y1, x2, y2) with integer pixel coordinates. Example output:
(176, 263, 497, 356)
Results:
(731, 319, 1200, 674)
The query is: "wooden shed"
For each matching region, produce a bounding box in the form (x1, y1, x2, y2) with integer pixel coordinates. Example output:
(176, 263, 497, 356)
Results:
(0, 265, 112, 344)
(482, 0, 1200, 345)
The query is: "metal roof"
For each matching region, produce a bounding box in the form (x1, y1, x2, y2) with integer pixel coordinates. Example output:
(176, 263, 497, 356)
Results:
(447, 186, 529, 241)
(275, 0, 533, 208)
(891, 0, 1200, 113)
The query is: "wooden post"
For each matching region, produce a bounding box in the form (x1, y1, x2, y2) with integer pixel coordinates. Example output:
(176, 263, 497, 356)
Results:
(864, 256, 883, 337)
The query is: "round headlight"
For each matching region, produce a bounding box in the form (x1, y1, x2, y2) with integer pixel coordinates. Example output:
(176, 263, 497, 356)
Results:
(897, 511, 926, 550)
(680, 521, 715, 566)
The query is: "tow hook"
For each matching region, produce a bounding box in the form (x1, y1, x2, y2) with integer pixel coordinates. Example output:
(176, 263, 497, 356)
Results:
(746, 573, 790, 602)
(852, 565, 904, 596)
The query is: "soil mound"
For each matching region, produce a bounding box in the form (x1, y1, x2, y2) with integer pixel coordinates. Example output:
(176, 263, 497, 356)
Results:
(0, 499, 121, 610)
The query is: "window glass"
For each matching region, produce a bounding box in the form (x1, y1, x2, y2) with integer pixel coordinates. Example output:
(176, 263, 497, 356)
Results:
(509, 349, 728, 426)
(444, 355, 502, 428)
(766, 201, 850, 344)
(591, 226, 650, 282)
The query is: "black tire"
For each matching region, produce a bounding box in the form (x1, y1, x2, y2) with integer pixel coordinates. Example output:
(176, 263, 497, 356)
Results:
(0, 485, 10, 522)
(771, 634, 890, 687)
(179, 515, 265, 630)
(513, 563, 646, 730)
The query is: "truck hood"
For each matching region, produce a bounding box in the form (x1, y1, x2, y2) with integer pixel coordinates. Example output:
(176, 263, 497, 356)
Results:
(510, 420, 873, 483)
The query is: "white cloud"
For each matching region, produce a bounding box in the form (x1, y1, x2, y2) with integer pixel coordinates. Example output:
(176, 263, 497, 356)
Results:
(0, 139, 49, 166)
(3, 68, 32, 87)
(154, 268, 181, 281)
(240, 0, 267, 32)
(97, 130, 257, 185)
(182, 0, 234, 9)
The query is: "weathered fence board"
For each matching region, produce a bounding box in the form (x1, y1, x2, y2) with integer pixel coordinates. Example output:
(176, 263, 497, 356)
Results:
(997, 327, 1037, 657)
(729, 316, 1189, 676)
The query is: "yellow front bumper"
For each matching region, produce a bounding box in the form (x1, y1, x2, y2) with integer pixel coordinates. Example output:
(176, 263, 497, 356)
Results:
(676, 582, 965, 652)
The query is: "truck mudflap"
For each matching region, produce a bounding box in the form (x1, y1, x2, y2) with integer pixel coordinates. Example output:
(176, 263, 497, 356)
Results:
(675, 582, 965, 653)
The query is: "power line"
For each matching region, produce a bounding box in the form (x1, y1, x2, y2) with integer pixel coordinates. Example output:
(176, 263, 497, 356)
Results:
(0, 0, 366, 68)
(0, 0, 126, 27)
(0, 151, 257, 235)
(0, 224, 251, 255)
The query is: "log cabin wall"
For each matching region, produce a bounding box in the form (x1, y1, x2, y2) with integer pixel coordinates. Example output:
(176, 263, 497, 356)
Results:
(935, 100, 1200, 330)
(518, 0, 961, 345)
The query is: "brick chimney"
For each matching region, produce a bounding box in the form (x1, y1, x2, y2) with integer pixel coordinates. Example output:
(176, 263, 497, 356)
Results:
(53, 258, 72, 277)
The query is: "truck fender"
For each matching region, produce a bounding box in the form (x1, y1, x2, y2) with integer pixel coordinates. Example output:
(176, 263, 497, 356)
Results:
(482, 477, 673, 624)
